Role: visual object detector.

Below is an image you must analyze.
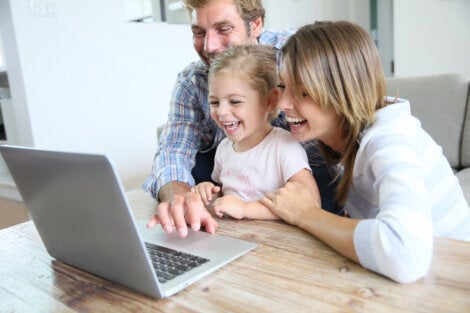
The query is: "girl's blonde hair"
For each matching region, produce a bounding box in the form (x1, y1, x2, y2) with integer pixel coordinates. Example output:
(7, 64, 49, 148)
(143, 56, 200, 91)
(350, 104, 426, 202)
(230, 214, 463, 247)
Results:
(209, 45, 279, 121)
(281, 21, 388, 205)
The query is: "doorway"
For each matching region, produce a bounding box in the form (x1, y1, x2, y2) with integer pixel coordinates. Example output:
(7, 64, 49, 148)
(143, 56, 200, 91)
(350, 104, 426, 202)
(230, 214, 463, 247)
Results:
(371, 0, 394, 77)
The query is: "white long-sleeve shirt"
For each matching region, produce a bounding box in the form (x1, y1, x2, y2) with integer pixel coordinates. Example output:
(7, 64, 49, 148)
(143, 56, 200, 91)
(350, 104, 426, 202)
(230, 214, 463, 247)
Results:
(348, 98, 470, 283)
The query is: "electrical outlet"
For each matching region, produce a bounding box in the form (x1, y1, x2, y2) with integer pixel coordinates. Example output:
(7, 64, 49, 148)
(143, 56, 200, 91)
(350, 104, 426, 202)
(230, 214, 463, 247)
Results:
(28, 0, 58, 18)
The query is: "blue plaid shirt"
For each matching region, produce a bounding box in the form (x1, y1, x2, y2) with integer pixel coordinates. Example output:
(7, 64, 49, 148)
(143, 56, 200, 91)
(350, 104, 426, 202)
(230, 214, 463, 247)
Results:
(143, 29, 324, 199)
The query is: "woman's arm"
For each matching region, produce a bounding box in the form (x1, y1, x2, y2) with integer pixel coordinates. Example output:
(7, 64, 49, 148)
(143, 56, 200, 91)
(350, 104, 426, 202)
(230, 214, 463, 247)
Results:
(260, 182, 360, 262)
(264, 168, 360, 262)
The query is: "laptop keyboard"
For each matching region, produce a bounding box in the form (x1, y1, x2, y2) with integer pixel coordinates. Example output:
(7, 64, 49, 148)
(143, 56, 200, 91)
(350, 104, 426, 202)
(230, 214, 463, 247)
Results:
(145, 242, 210, 283)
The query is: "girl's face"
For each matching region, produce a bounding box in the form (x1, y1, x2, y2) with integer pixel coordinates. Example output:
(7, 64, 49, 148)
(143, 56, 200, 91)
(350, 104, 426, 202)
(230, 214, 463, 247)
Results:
(209, 70, 275, 152)
(278, 63, 343, 152)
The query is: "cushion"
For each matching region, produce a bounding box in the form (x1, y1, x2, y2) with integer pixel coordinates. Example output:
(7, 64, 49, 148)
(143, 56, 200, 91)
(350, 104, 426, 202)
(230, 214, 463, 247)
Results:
(456, 168, 470, 204)
(386, 74, 469, 169)
(461, 87, 470, 168)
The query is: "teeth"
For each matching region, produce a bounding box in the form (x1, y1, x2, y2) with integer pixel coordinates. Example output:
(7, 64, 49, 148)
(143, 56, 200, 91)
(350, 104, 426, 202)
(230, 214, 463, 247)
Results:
(222, 121, 239, 126)
(285, 116, 306, 123)
(221, 121, 240, 130)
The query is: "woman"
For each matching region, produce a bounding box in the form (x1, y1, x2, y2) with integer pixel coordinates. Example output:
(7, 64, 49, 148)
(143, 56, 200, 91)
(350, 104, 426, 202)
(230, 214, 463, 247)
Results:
(260, 21, 470, 283)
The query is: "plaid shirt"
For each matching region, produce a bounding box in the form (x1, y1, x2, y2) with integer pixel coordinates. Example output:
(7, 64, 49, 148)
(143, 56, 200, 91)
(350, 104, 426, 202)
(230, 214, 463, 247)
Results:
(143, 29, 324, 199)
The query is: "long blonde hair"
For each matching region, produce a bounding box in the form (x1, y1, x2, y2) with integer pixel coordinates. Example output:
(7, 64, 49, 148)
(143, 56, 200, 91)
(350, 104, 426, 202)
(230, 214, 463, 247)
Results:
(281, 21, 388, 205)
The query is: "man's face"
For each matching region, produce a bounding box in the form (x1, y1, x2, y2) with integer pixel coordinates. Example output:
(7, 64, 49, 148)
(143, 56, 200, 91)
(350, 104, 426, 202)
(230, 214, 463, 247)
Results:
(190, 0, 262, 66)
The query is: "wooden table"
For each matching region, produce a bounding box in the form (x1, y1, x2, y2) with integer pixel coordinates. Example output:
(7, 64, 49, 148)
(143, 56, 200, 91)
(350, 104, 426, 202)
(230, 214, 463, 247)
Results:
(1, 189, 469, 312)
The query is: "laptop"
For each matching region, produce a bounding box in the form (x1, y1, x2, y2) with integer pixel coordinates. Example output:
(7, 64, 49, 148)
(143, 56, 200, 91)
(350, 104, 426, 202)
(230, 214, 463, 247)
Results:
(0, 145, 256, 299)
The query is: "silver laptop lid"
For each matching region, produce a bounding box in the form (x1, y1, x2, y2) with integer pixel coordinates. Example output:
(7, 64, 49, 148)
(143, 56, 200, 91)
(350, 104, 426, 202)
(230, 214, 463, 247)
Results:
(0, 145, 163, 298)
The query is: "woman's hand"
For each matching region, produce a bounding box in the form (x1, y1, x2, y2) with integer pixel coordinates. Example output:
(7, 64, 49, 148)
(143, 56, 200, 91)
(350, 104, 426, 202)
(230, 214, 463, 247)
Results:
(260, 181, 321, 227)
(262, 181, 359, 263)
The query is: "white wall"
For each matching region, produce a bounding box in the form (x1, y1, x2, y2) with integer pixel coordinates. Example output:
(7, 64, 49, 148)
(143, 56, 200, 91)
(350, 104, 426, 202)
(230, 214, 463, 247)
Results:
(264, 0, 470, 80)
(2, 0, 469, 193)
(0, 0, 197, 190)
(263, 0, 325, 30)
(263, 0, 370, 31)
(394, 0, 470, 78)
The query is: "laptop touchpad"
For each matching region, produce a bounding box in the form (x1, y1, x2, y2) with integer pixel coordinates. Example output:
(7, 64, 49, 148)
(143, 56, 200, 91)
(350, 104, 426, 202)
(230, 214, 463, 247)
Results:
(137, 219, 210, 248)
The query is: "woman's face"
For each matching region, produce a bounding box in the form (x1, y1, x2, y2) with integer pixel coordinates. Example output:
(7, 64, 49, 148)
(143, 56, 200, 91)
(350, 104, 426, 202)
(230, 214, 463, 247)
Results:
(278, 63, 343, 152)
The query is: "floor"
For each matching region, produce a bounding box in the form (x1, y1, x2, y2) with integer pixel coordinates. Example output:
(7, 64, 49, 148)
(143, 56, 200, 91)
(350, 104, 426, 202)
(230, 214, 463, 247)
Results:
(0, 174, 148, 230)
(0, 198, 29, 229)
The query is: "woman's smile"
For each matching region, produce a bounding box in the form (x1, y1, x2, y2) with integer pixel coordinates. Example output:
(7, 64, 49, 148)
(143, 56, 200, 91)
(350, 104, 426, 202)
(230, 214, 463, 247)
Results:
(285, 116, 307, 128)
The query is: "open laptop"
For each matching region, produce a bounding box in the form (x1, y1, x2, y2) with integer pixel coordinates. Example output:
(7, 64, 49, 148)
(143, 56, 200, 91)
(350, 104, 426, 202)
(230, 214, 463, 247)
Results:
(0, 145, 256, 299)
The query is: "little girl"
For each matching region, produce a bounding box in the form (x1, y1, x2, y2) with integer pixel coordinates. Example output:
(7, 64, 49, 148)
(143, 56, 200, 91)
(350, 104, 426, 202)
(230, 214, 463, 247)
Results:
(194, 45, 319, 220)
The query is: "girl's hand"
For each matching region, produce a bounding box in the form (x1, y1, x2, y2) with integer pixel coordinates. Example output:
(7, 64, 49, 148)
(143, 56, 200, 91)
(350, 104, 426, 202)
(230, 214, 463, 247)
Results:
(192, 182, 221, 205)
(212, 195, 246, 219)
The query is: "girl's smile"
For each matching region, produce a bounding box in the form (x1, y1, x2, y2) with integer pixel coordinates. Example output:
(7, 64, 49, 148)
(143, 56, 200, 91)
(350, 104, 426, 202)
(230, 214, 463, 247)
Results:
(209, 69, 275, 152)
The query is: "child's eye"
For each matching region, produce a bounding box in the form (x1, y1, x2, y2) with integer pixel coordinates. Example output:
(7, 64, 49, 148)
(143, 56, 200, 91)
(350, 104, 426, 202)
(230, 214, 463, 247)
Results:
(277, 84, 285, 89)
(230, 100, 241, 105)
(209, 101, 219, 107)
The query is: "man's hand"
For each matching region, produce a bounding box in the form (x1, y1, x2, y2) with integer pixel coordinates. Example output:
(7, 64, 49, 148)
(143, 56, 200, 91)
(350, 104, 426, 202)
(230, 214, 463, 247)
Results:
(147, 182, 218, 238)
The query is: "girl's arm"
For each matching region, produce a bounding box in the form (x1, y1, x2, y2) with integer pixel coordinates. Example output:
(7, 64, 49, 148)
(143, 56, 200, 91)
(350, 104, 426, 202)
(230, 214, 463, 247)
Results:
(212, 194, 279, 220)
(213, 168, 319, 220)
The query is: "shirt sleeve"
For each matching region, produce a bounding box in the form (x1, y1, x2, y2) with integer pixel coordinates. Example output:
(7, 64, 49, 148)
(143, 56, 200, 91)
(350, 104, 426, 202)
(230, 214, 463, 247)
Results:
(352, 133, 434, 283)
(277, 130, 311, 183)
(142, 67, 204, 199)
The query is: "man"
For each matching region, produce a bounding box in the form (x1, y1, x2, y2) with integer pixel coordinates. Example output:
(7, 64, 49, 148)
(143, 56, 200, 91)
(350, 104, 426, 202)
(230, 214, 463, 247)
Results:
(144, 0, 341, 237)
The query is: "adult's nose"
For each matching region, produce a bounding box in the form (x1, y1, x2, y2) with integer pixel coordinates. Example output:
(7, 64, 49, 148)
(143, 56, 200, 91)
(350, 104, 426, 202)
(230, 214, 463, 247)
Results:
(204, 31, 221, 54)
(278, 91, 294, 111)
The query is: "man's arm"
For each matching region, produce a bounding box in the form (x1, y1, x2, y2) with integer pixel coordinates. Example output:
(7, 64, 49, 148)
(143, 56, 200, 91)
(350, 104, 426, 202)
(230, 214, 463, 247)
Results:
(145, 64, 220, 237)
(143, 64, 208, 199)
(158, 181, 191, 203)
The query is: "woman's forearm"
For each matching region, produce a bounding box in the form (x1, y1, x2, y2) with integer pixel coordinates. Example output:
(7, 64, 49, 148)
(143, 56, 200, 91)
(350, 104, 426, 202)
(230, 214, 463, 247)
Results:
(298, 209, 360, 263)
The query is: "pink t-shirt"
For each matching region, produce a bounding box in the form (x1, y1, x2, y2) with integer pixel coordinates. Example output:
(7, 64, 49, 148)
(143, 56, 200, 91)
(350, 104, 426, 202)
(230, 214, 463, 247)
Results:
(211, 127, 311, 201)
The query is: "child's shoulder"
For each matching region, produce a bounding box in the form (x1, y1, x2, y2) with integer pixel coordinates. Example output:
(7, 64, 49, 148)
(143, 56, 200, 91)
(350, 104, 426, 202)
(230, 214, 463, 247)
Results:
(270, 127, 302, 148)
(272, 126, 295, 139)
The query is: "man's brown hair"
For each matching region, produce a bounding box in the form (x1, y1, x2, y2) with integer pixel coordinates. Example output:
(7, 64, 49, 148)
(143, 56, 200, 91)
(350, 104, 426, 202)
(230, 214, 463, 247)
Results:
(183, 0, 265, 26)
